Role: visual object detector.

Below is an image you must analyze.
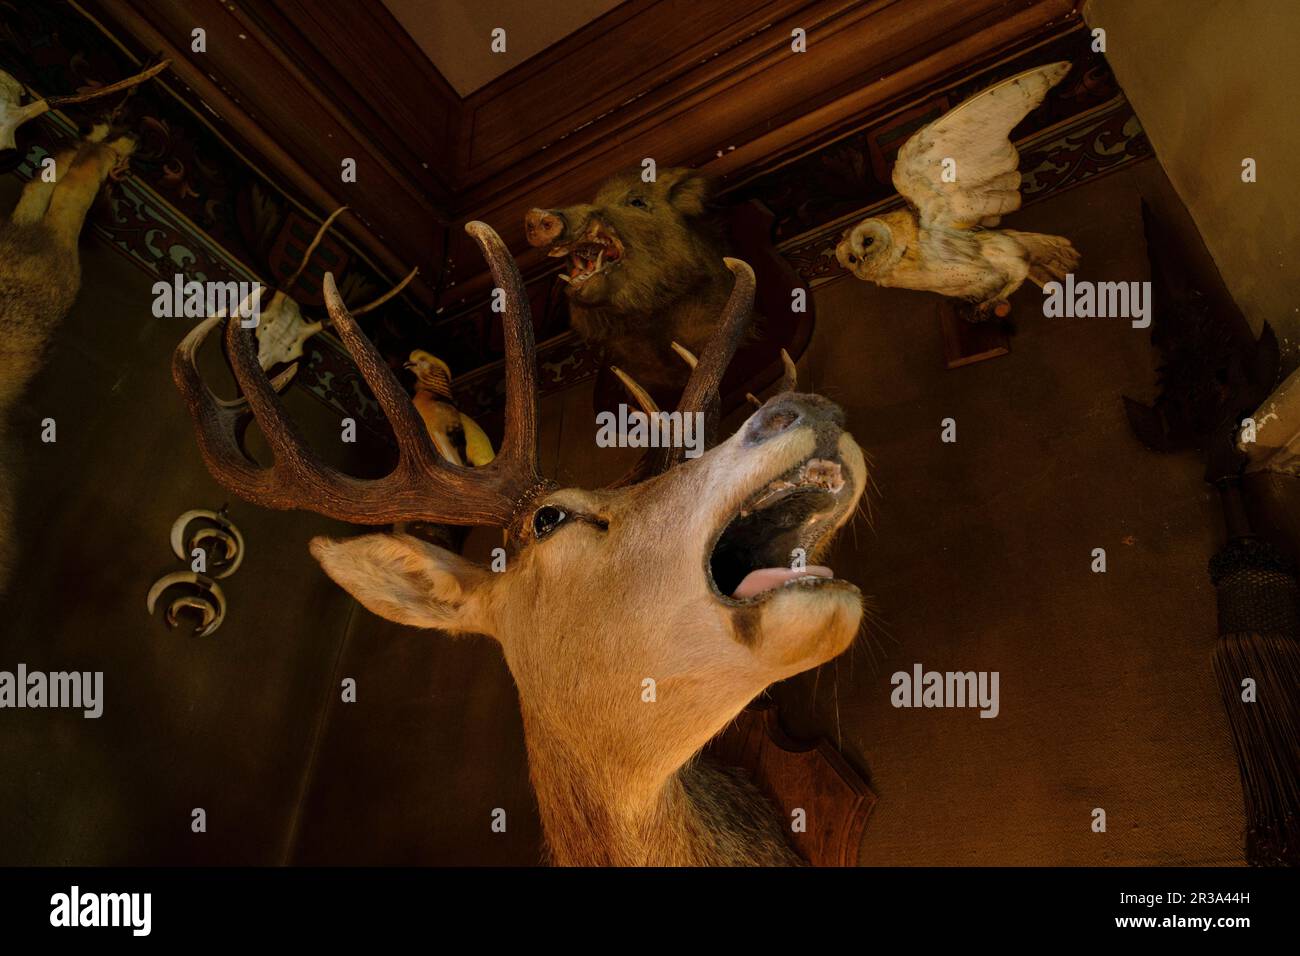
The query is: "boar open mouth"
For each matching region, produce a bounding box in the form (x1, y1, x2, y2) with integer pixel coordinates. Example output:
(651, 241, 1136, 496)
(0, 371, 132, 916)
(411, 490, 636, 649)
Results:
(550, 227, 624, 290)
(707, 457, 856, 603)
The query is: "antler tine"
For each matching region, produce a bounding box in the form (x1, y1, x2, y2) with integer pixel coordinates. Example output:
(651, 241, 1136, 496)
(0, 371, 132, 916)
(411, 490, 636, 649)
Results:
(43, 60, 170, 107)
(176, 222, 550, 530)
(284, 206, 348, 292)
(174, 317, 270, 493)
(606, 258, 756, 487)
(223, 294, 346, 498)
(172, 315, 301, 504)
(777, 348, 797, 392)
(665, 256, 755, 466)
(348, 265, 420, 316)
(322, 274, 441, 474)
(464, 221, 541, 478)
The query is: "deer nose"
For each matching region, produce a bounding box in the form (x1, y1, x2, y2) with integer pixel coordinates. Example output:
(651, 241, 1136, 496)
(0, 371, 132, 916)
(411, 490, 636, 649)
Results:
(525, 208, 565, 247)
(744, 393, 844, 445)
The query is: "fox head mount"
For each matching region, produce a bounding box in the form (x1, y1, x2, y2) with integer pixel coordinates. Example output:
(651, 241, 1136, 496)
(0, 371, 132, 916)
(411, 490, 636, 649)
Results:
(174, 222, 869, 865)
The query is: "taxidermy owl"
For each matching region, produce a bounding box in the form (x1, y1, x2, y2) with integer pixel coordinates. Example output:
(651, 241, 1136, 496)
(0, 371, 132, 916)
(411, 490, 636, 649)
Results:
(835, 61, 1079, 318)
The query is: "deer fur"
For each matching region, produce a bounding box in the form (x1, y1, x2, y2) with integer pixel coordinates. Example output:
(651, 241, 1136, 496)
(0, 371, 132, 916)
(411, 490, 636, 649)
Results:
(0, 127, 134, 589)
(310, 394, 867, 865)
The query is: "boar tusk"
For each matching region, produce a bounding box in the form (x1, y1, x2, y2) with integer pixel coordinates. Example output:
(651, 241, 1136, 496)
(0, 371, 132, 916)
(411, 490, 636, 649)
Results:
(745, 393, 763, 408)
(670, 341, 698, 368)
(146, 571, 226, 638)
(170, 508, 245, 578)
(778, 348, 798, 392)
(610, 366, 660, 416)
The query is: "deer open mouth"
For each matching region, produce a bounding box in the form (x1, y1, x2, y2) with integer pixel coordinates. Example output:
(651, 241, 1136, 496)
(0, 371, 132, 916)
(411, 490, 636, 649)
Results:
(708, 457, 855, 603)
(550, 227, 624, 290)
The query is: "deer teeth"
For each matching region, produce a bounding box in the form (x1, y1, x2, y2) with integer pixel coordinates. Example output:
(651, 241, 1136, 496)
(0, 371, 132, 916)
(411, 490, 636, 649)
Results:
(801, 458, 845, 494)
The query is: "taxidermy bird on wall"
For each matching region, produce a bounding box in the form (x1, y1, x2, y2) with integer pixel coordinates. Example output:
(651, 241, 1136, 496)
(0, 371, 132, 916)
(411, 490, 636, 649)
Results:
(405, 350, 495, 467)
(835, 61, 1079, 318)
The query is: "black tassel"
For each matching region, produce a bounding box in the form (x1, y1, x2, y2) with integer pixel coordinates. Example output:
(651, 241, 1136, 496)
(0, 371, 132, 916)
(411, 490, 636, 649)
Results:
(1210, 483, 1300, 865)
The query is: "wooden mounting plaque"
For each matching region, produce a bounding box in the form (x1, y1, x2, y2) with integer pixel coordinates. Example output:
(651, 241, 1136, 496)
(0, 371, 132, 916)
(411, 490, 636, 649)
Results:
(939, 299, 1011, 369)
(709, 701, 876, 867)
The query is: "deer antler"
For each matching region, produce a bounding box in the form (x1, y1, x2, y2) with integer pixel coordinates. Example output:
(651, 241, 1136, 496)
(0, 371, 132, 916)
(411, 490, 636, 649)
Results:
(611, 257, 755, 485)
(349, 265, 420, 316)
(284, 205, 349, 292)
(174, 221, 550, 532)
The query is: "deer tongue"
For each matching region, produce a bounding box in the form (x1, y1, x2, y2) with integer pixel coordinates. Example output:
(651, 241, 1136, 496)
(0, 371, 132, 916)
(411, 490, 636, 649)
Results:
(732, 565, 832, 599)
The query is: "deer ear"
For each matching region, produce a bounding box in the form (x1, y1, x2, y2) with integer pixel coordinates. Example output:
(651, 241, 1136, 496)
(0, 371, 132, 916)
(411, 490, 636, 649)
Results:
(309, 533, 494, 635)
(664, 169, 714, 217)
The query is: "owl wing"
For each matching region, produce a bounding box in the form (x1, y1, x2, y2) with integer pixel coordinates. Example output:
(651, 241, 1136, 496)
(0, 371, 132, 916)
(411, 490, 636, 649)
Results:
(892, 62, 1069, 229)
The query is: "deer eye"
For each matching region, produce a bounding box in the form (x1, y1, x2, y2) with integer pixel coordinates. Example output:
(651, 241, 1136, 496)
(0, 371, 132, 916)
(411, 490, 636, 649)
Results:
(627, 197, 647, 208)
(532, 505, 568, 539)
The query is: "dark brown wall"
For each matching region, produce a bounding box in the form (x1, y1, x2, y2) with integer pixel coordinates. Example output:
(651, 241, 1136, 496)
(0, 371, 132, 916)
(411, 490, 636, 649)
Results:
(777, 159, 1245, 864)
(0, 177, 360, 864)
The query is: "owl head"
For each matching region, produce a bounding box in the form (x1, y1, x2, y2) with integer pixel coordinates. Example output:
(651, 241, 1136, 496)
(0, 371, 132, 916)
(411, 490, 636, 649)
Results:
(834, 217, 900, 281)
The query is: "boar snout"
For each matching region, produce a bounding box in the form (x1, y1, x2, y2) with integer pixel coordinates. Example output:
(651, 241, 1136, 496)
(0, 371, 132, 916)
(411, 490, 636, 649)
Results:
(525, 208, 566, 248)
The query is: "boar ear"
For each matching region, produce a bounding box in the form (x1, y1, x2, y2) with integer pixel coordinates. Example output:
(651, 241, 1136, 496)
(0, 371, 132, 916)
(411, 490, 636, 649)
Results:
(665, 169, 715, 217)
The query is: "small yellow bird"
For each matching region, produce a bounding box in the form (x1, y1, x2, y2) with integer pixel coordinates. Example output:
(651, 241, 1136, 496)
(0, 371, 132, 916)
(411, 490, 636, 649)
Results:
(405, 349, 495, 467)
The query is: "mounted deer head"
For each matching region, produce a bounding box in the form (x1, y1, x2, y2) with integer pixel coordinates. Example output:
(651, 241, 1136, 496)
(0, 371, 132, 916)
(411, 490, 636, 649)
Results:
(173, 222, 868, 865)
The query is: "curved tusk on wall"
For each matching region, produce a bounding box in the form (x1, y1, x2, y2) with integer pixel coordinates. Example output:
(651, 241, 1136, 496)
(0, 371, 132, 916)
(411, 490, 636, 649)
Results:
(191, 527, 240, 577)
(166, 595, 217, 635)
(670, 341, 698, 369)
(169, 510, 245, 578)
(611, 366, 660, 416)
(146, 572, 227, 637)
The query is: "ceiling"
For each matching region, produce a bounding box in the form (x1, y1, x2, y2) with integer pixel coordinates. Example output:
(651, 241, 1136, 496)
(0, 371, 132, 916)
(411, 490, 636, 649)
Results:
(382, 0, 623, 96)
